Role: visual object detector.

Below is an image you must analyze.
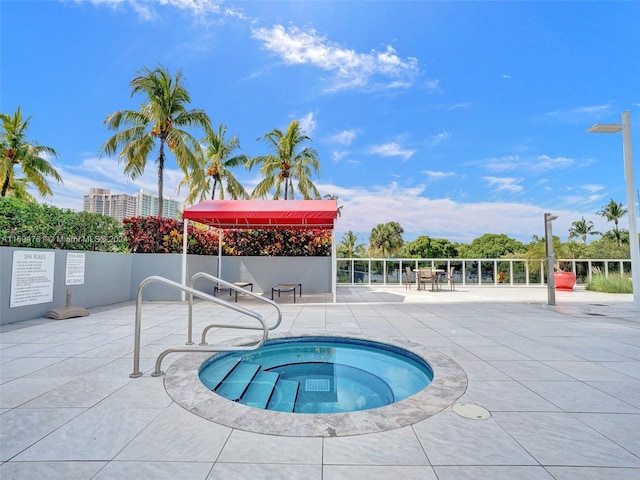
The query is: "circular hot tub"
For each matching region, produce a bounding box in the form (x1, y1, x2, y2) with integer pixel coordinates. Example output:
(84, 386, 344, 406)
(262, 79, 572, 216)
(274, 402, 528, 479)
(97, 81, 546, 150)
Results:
(164, 334, 467, 436)
(199, 337, 434, 414)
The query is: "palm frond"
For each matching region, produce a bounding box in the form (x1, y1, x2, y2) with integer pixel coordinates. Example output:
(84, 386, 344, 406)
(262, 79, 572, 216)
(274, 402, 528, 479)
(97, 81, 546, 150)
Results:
(1, 106, 60, 198)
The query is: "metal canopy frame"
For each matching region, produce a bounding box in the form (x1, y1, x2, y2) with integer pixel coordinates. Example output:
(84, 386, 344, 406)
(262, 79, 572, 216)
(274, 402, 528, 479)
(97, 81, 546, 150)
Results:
(180, 200, 339, 302)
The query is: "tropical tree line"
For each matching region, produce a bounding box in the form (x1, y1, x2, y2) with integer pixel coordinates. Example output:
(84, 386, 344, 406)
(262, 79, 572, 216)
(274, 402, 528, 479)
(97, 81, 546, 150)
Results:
(339, 199, 635, 261)
(1, 65, 326, 215)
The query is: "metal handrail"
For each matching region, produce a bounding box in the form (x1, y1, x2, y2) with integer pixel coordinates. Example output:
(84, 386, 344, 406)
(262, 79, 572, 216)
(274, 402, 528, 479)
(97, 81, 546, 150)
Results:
(130, 275, 273, 378)
(188, 272, 282, 346)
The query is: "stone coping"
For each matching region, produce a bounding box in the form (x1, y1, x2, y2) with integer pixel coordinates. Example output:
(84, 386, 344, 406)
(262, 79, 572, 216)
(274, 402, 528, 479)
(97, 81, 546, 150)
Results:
(164, 333, 468, 437)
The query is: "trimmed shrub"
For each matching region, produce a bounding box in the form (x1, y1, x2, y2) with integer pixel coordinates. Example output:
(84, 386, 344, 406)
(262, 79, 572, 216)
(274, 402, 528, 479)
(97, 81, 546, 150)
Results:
(1, 197, 332, 257)
(224, 228, 332, 256)
(0, 196, 125, 251)
(123, 216, 219, 255)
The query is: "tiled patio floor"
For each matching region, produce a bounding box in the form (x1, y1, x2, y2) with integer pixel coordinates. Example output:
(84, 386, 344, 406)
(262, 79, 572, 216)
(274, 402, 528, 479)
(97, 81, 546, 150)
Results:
(1, 285, 639, 479)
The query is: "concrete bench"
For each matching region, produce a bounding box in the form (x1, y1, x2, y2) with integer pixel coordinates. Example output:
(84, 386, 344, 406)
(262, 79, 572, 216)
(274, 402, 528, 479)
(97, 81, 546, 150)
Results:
(271, 283, 302, 303)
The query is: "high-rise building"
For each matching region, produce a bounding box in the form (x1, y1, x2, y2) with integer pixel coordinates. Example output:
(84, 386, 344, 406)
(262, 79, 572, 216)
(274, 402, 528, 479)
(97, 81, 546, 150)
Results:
(83, 188, 137, 222)
(83, 188, 181, 221)
(134, 189, 181, 219)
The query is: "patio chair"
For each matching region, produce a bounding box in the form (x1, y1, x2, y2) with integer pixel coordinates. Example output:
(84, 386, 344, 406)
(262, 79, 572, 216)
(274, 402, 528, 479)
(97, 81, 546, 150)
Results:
(405, 266, 415, 289)
(418, 268, 439, 291)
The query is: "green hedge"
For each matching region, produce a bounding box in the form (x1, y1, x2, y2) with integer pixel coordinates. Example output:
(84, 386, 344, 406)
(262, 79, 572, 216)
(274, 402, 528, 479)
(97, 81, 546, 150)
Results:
(123, 216, 219, 254)
(0, 197, 125, 251)
(2, 197, 332, 256)
(224, 228, 332, 256)
(123, 216, 332, 256)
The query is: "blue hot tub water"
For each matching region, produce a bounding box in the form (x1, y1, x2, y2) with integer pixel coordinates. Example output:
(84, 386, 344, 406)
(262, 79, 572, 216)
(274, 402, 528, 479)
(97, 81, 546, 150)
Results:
(199, 337, 434, 414)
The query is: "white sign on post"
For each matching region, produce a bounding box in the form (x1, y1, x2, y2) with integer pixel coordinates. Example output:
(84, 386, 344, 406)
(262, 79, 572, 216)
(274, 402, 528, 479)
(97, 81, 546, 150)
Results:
(10, 251, 56, 308)
(65, 252, 85, 286)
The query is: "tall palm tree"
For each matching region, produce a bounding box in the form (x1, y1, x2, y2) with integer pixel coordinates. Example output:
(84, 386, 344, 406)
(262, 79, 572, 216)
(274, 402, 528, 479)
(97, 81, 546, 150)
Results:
(247, 120, 320, 200)
(100, 65, 210, 216)
(598, 199, 627, 247)
(368, 221, 404, 257)
(337, 231, 365, 257)
(4, 178, 37, 202)
(568, 217, 600, 243)
(179, 123, 249, 204)
(1, 106, 62, 198)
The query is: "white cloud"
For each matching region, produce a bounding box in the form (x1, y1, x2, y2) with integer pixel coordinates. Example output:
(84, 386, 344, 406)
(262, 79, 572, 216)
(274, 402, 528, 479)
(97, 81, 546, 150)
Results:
(581, 184, 605, 194)
(542, 104, 614, 124)
(332, 151, 349, 163)
(478, 154, 576, 173)
(425, 79, 442, 93)
(423, 170, 455, 179)
(560, 193, 607, 207)
(251, 25, 420, 92)
(369, 142, 415, 161)
(448, 102, 472, 110)
(298, 112, 317, 136)
(532, 154, 575, 171)
(483, 176, 524, 194)
(87, 0, 228, 21)
(474, 155, 520, 172)
(429, 131, 451, 147)
(329, 129, 357, 146)
(319, 181, 610, 243)
(559, 183, 607, 207)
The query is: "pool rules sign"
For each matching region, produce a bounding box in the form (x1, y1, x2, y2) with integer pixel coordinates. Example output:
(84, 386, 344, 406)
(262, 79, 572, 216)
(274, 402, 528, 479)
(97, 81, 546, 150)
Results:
(10, 251, 55, 308)
(65, 252, 85, 286)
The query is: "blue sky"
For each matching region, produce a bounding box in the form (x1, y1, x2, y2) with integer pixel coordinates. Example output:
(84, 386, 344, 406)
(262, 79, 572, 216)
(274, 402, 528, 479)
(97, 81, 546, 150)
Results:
(2, 0, 639, 244)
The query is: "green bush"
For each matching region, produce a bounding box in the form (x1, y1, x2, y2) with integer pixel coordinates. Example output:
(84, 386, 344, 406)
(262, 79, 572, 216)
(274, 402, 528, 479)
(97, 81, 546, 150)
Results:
(224, 228, 332, 256)
(1, 197, 332, 256)
(122, 217, 332, 256)
(586, 270, 633, 293)
(123, 216, 219, 254)
(0, 196, 125, 251)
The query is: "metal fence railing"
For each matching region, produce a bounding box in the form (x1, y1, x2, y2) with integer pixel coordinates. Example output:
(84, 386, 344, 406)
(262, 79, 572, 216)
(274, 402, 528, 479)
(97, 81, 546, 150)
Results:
(336, 258, 633, 287)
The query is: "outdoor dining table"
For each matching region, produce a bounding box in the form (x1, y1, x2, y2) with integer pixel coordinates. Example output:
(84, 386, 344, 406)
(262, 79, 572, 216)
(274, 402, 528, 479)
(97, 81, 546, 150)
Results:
(414, 268, 445, 291)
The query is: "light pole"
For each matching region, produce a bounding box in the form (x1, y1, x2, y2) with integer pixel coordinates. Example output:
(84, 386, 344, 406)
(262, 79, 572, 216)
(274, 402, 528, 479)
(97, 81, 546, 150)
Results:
(545, 213, 558, 306)
(588, 110, 640, 312)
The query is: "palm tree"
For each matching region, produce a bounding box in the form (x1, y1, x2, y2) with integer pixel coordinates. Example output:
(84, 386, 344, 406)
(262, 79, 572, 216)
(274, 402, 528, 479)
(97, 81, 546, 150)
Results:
(247, 120, 320, 200)
(179, 123, 249, 204)
(337, 231, 365, 257)
(598, 199, 627, 246)
(368, 221, 404, 257)
(1, 107, 62, 198)
(568, 217, 600, 243)
(100, 65, 210, 216)
(4, 178, 37, 202)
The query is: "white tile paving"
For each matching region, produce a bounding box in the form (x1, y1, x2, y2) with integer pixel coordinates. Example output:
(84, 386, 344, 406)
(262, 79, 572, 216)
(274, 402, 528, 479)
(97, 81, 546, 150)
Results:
(0, 285, 639, 479)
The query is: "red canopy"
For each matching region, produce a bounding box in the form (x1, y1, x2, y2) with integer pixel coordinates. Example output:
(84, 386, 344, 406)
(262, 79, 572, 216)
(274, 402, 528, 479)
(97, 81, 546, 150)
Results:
(182, 200, 338, 229)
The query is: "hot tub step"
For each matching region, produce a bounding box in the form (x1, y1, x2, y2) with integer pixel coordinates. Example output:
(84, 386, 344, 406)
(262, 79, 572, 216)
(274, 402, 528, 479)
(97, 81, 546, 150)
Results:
(267, 379, 299, 412)
(242, 371, 280, 409)
(200, 358, 241, 390)
(215, 362, 260, 401)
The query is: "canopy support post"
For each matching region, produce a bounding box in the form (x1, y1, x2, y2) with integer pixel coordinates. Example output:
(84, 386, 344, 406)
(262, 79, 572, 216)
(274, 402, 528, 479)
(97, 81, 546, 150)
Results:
(181, 219, 188, 301)
(218, 228, 223, 278)
(331, 220, 337, 303)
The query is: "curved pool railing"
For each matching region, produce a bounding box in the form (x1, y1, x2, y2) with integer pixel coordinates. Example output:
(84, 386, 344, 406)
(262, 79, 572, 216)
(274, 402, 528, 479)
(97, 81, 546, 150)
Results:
(188, 272, 282, 346)
(130, 275, 281, 379)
